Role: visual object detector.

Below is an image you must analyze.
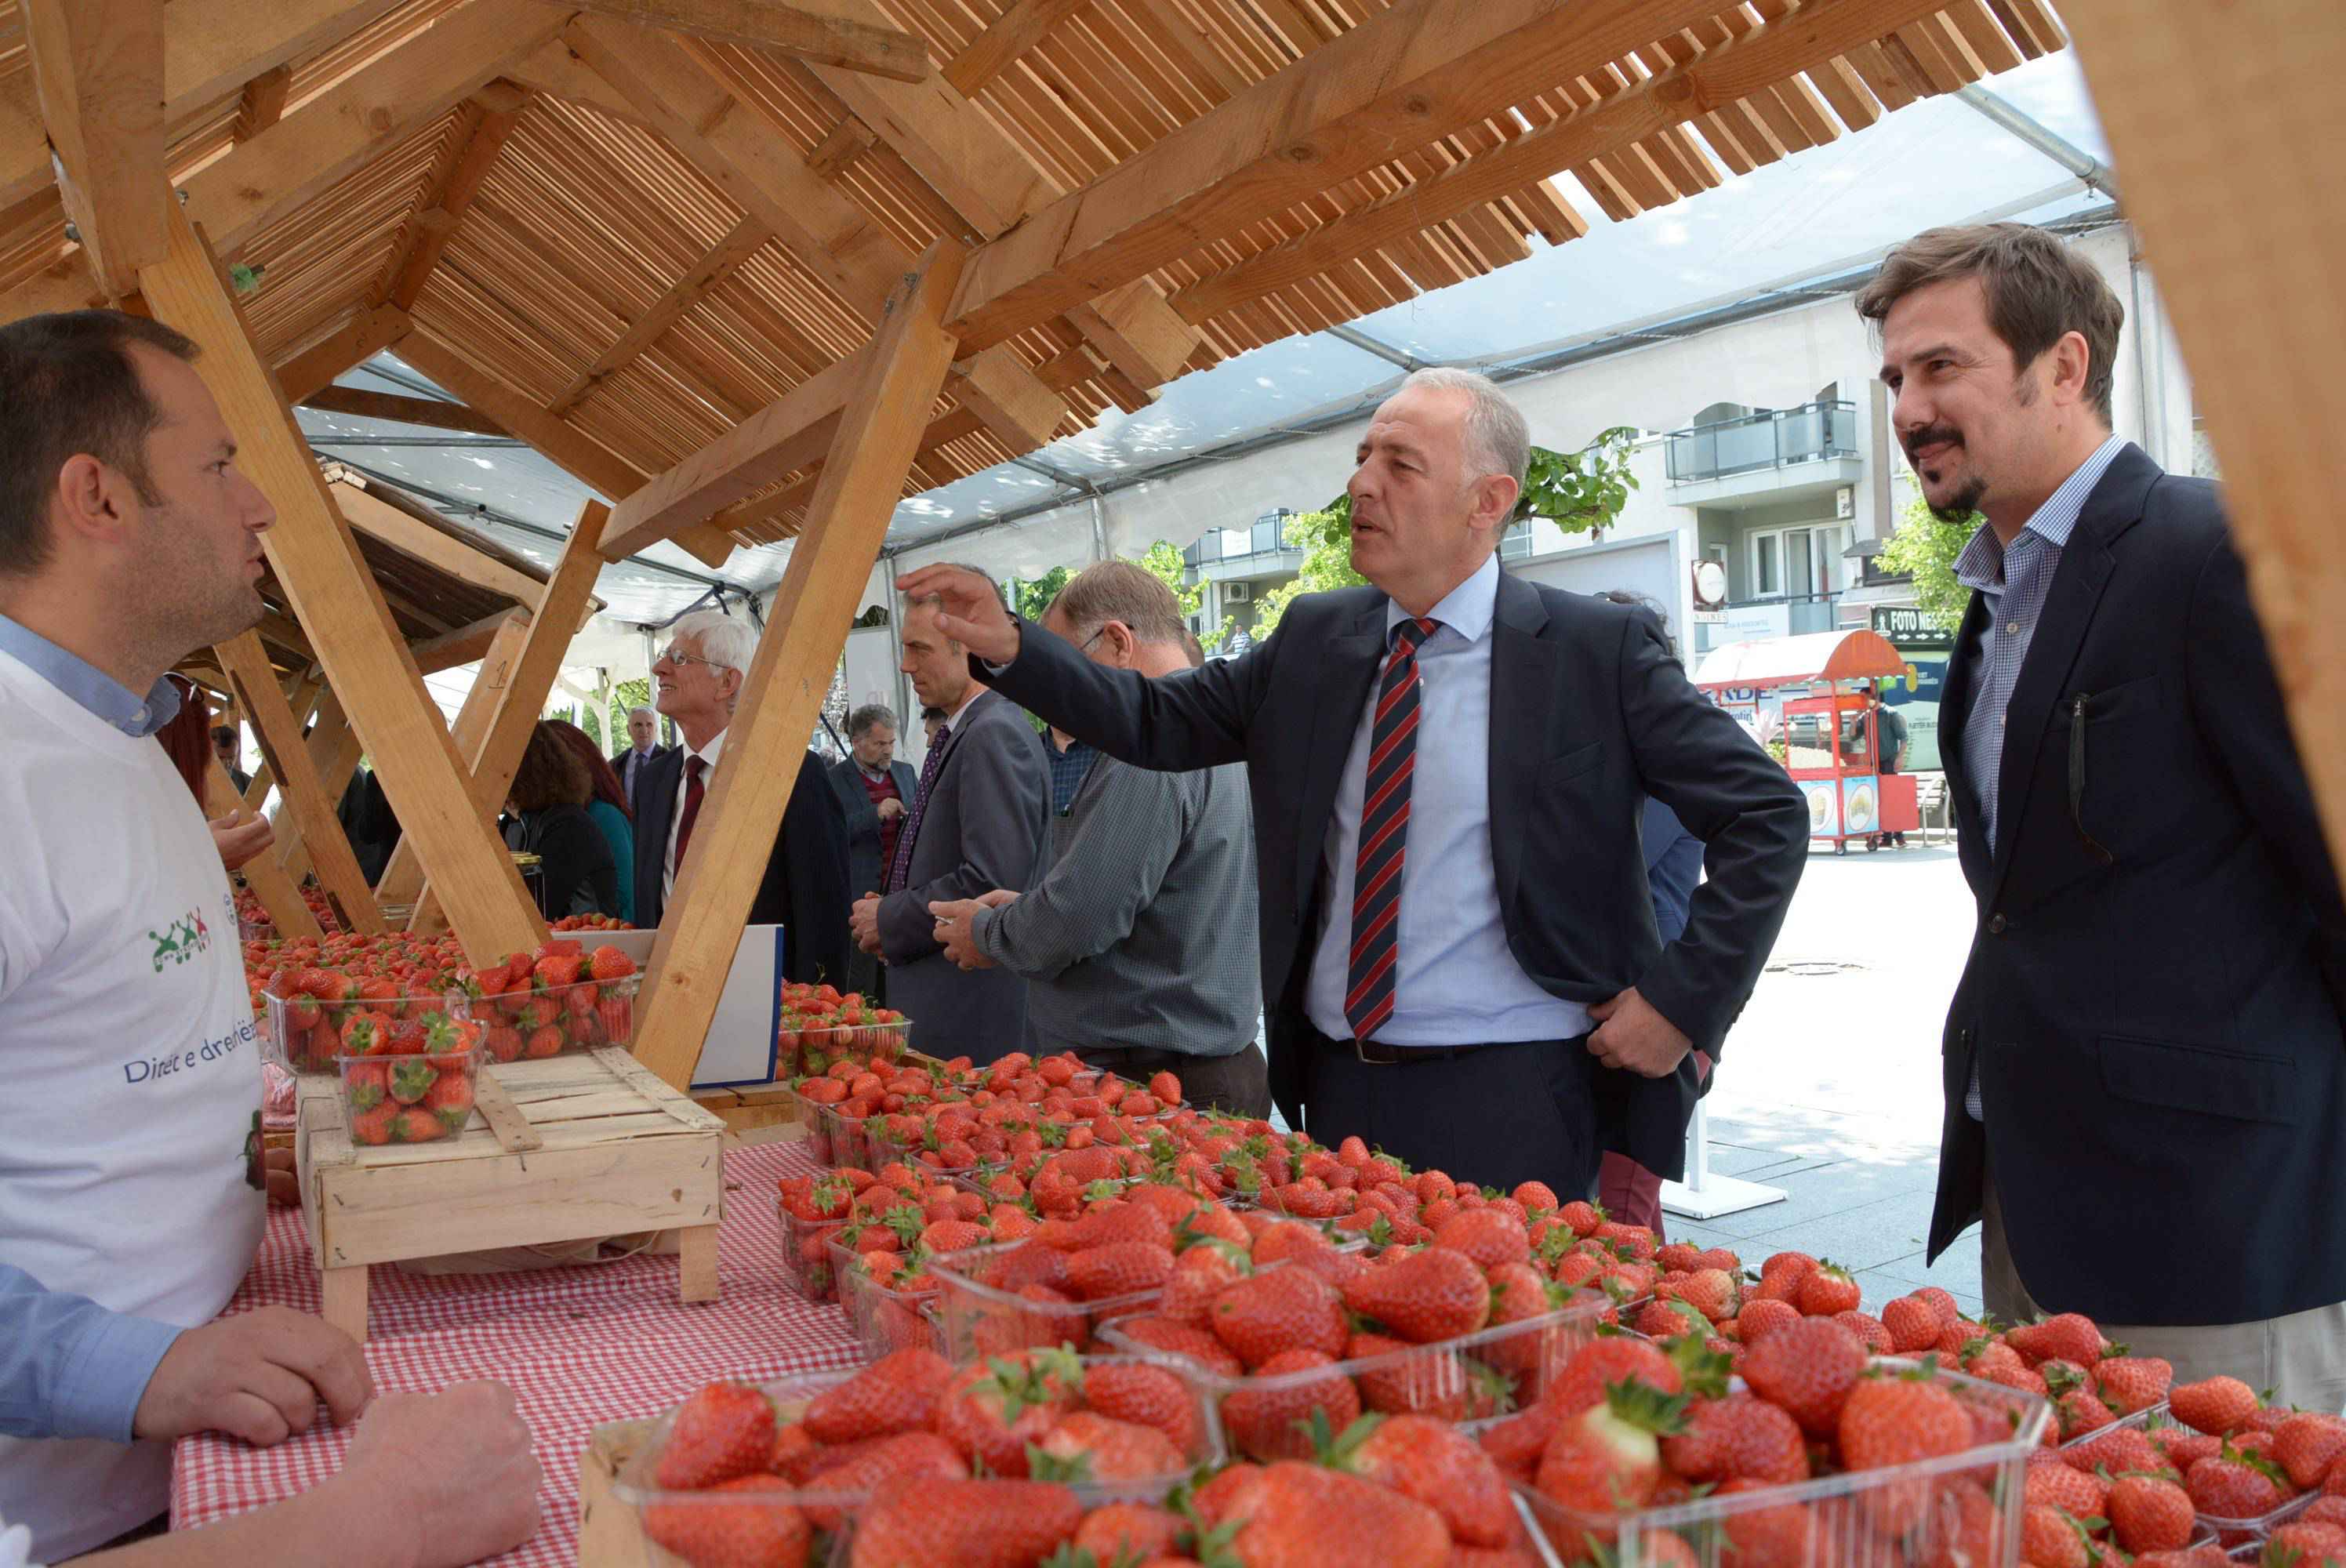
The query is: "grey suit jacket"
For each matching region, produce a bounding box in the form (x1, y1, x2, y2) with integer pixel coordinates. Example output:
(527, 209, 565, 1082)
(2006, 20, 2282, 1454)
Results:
(875, 688, 1048, 1063)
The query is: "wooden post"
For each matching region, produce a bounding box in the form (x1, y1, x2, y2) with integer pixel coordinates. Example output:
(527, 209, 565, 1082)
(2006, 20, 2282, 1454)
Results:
(2053, 0, 2346, 874)
(219, 633, 384, 935)
(374, 611, 532, 909)
(137, 205, 545, 964)
(629, 242, 966, 1091)
(208, 753, 323, 940)
(407, 503, 611, 936)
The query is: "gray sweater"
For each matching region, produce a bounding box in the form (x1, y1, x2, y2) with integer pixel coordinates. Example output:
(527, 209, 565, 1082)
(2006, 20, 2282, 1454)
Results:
(972, 750, 1259, 1058)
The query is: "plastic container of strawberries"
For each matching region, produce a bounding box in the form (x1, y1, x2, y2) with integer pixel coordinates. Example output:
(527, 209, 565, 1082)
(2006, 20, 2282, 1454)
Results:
(785, 1018, 911, 1077)
(262, 984, 470, 1076)
(338, 1047, 481, 1146)
(775, 1199, 848, 1304)
(927, 1239, 1172, 1361)
(814, 1103, 877, 1174)
(837, 1254, 946, 1362)
(2057, 1399, 2170, 1450)
(1507, 1358, 2050, 1568)
(468, 971, 641, 1063)
(2200, 1490, 2316, 1549)
(1099, 1291, 1612, 1463)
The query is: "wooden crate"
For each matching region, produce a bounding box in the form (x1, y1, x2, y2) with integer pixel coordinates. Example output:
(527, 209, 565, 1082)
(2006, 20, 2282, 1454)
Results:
(579, 1416, 664, 1568)
(296, 1048, 726, 1341)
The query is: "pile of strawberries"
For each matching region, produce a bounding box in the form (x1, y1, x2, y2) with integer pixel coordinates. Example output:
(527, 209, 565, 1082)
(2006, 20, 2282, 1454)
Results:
(233, 882, 344, 938)
(459, 942, 640, 1062)
(550, 913, 634, 931)
(252, 931, 473, 1071)
(777, 1162, 1030, 1307)
(778, 983, 908, 1076)
(340, 1012, 481, 1145)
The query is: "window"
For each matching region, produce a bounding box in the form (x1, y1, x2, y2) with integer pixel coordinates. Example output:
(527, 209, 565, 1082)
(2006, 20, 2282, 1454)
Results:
(1752, 532, 1781, 597)
(1749, 525, 1843, 599)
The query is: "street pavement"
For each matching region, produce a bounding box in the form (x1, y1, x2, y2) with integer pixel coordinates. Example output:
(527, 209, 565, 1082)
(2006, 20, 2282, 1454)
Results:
(1664, 833, 1989, 1316)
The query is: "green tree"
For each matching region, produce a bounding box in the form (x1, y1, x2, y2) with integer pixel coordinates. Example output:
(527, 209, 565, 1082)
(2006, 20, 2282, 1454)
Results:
(1875, 494, 1981, 633)
(1251, 428, 1643, 639)
(1008, 566, 1073, 622)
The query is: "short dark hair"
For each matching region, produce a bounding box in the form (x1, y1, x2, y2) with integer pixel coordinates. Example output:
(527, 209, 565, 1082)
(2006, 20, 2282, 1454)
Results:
(0, 310, 202, 576)
(919, 705, 946, 723)
(210, 724, 238, 746)
(1856, 223, 2123, 426)
(510, 722, 592, 812)
(848, 703, 899, 739)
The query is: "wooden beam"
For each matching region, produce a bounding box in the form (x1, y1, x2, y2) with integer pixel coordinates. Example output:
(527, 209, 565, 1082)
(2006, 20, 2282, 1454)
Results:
(409, 503, 612, 932)
(2053, 0, 2346, 877)
(231, 64, 294, 143)
(301, 386, 509, 437)
(336, 481, 545, 604)
(20, 0, 171, 300)
(562, 18, 906, 318)
(804, 115, 875, 180)
(1168, 0, 1965, 325)
(950, 345, 1068, 449)
(220, 632, 386, 934)
(946, 0, 1738, 350)
(703, 401, 981, 537)
(1066, 280, 1201, 391)
(378, 90, 529, 311)
(633, 241, 965, 1090)
(557, 0, 928, 82)
(412, 608, 530, 673)
(0, 252, 105, 325)
(274, 305, 414, 403)
(271, 688, 365, 887)
(942, 0, 1093, 97)
(597, 346, 863, 557)
(547, 215, 771, 415)
(376, 609, 532, 910)
(393, 332, 646, 503)
(139, 203, 545, 964)
(212, 753, 325, 939)
(178, 0, 565, 257)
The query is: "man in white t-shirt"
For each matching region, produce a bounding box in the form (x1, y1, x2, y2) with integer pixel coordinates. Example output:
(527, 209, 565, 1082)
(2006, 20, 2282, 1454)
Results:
(0, 311, 539, 1563)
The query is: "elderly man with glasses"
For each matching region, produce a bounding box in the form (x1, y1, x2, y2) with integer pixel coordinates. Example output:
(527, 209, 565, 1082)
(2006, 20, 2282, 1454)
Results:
(635, 609, 851, 987)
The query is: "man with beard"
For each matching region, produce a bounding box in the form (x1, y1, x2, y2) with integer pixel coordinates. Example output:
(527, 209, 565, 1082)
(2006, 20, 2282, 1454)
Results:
(1863, 225, 2346, 1404)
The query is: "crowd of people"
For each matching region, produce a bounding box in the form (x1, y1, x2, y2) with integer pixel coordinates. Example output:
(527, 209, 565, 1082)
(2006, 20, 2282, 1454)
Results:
(2, 218, 2342, 1565)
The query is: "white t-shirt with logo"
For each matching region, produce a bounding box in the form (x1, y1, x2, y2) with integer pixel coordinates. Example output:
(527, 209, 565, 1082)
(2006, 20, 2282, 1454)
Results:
(0, 652, 264, 1559)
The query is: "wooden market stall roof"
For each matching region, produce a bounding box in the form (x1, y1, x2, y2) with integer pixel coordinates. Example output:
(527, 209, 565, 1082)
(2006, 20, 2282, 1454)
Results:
(0, 0, 2064, 570)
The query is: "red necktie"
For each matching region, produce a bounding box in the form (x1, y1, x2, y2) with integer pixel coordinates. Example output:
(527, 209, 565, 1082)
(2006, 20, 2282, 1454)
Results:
(1344, 617, 1436, 1042)
(674, 756, 707, 872)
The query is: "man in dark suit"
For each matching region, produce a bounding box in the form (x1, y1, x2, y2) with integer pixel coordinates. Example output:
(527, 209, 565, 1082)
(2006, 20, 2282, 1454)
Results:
(1866, 223, 2346, 1406)
(610, 705, 665, 816)
(899, 369, 1807, 1195)
(829, 702, 917, 999)
(848, 584, 1047, 1065)
(634, 610, 849, 985)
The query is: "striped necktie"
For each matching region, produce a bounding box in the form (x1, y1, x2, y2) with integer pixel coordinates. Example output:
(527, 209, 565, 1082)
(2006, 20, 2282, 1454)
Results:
(885, 723, 951, 893)
(1344, 616, 1437, 1042)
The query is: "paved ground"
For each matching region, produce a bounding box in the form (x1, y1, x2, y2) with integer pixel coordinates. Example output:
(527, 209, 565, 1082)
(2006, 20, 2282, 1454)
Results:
(1662, 833, 1988, 1316)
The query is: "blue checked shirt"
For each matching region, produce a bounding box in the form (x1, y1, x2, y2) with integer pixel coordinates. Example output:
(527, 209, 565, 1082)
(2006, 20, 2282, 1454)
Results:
(1952, 433, 2126, 1118)
(1047, 736, 1099, 816)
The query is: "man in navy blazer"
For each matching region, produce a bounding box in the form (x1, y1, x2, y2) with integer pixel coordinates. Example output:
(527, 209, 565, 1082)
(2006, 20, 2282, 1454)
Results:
(1865, 224, 2346, 1406)
(899, 369, 1807, 1196)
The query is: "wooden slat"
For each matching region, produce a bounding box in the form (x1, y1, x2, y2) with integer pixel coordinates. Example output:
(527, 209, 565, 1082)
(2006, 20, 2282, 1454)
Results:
(231, 65, 296, 143)
(0, 255, 106, 325)
(407, 502, 610, 933)
(273, 689, 369, 888)
(943, 0, 1095, 98)
(1168, 0, 1959, 325)
(470, 1065, 545, 1152)
(1066, 278, 1201, 390)
(178, 0, 567, 256)
(944, 0, 1737, 350)
(139, 205, 546, 964)
(220, 631, 387, 934)
(381, 93, 530, 312)
(394, 332, 648, 503)
(951, 343, 1070, 448)
(301, 386, 509, 436)
(804, 114, 875, 180)
(565, 0, 929, 81)
(337, 482, 544, 604)
(20, 0, 170, 300)
(2052, 0, 2346, 885)
(547, 216, 772, 415)
(631, 239, 964, 1090)
(210, 752, 325, 939)
(275, 305, 416, 404)
(374, 609, 531, 909)
(412, 608, 531, 673)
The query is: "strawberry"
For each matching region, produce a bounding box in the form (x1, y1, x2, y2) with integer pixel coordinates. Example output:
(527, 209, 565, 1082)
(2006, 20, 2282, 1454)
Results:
(344, 1060, 390, 1111)
(387, 1056, 438, 1105)
(1078, 1360, 1200, 1455)
(2026, 1451, 2111, 1516)
(390, 1106, 443, 1143)
(2007, 1312, 2108, 1368)
(2108, 1473, 2198, 1554)
(1832, 1310, 1892, 1354)
(847, 1475, 1083, 1568)
(2057, 1388, 2119, 1443)
(1534, 1380, 1688, 1515)
(1220, 1347, 1363, 1461)
(1737, 1298, 1801, 1344)
(2173, 1375, 2262, 1436)
(2274, 1413, 2346, 1490)
(1070, 1501, 1184, 1563)
(1065, 1203, 1170, 1252)
(2188, 1445, 2291, 1519)
(1146, 1069, 1182, 1106)
(2065, 1424, 2163, 1478)
(641, 1476, 809, 1568)
(422, 1069, 474, 1131)
(1740, 1316, 1867, 1439)
(1556, 1200, 1604, 1238)
(2097, 1354, 2174, 1416)
(1335, 1411, 1519, 1548)
(1881, 1295, 1944, 1353)
(1340, 1243, 1490, 1344)
(588, 945, 636, 982)
(1159, 1236, 1249, 1325)
(524, 1025, 564, 1059)
(1713, 1479, 1816, 1568)
(1513, 1181, 1560, 1214)
(1211, 1265, 1347, 1369)
(1104, 1315, 1241, 1377)
(936, 1348, 1081, 1475)
(2022, 1503, 2094, 1568)
(1434, 1207, 1531, 1271)
(1062, 1241, 1175, 1301)
(1218, 1460, 1451, 1568)
(338, 1009, 392, 1057)
(1546, 1337, 1684, 1417)
(801, 1346, 953, 1444)
(484, 1025, 524, 1064)
(1793, 1260, 1860, 1316)
(1837, 1368, 1975, 1534)
(349, 1099, 398, 1145)
(2269, 1522, 2346, 1567)
(1661, 1391, 1809, 1486)
(595, 993, 634, 1044)
(1028, 1411, 1182, 1483)
(791, 1430, 964, 1532)
(656, 1381, 779, 1489)
(532, 953, 583, 990)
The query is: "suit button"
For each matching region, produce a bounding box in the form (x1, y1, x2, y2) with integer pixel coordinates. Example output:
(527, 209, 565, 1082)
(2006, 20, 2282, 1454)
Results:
(1988, 913, 2008, 935)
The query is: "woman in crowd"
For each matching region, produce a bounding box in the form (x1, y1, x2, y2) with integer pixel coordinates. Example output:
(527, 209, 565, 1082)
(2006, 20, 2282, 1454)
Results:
(539, 718, 636, 924)
(503, 723, 619, 920)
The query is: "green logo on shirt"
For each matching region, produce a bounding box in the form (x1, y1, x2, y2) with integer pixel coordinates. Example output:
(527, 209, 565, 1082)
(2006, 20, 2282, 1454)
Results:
(148, 909, 212, 971)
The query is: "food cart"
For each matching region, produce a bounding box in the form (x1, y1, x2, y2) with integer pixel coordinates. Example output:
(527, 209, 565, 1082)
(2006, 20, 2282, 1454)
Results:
(1693, 630, 1922, 854)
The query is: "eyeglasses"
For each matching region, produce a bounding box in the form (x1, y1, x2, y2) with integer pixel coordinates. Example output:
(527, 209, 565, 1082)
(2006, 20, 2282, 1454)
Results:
(656, 647, 730, 672)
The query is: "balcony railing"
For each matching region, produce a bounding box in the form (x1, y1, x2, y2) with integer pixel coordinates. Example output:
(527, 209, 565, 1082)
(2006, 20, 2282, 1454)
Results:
(1665, 400, 1858, 485)
(1184, 513, 1298, 568)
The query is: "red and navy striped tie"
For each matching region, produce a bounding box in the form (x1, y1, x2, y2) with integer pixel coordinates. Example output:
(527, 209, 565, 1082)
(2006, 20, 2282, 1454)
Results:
(1344, 615, 1437, 1042)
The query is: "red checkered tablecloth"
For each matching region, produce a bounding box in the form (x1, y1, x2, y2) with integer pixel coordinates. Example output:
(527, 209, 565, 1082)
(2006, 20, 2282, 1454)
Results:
(171, 1141, 860, 1564)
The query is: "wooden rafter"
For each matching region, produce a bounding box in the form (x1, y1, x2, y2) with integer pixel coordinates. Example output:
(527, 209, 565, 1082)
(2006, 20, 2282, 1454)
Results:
(559, 0, 929, 82)
(300, 386, 510, 436)
(633, 241, 965, 1091)
(230, 65, 296, 143)
(547, 215, 772, 415)
(942, 0, 1095, 98)
(20, 0, 170, 301)
(336, 481, 546, 603)
(220, 631, 387, 934)
(275, 305, 416, 403)
(375, 611, 531, 912)
(376, 85, 532, 313)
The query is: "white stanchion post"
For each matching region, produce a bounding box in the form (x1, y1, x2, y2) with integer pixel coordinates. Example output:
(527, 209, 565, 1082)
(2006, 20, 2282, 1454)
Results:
(1659, 1099, 1789, 1220)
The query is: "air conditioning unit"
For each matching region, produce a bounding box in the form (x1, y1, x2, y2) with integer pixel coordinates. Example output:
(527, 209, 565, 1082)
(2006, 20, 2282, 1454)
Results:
(1223, 583, 1250, 602)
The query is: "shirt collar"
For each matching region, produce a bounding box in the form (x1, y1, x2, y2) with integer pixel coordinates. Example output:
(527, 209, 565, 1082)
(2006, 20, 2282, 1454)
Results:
(1952, 434, 2129, 593)
(945, 685, 986, 730)
(855, 757, 894, 781)
(681, 727, 726, 772)
(0, 612, 181, 737)
(1386, 550, 1500, 644)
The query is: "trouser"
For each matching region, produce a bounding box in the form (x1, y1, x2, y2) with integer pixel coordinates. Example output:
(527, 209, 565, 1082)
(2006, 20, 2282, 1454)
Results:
(1982, 1163, 2346, 1414)
(1298, 1025, 1598, 1197)
(1589, 1051, 1710, 1237)
(1074, 1041, 1272, 1121)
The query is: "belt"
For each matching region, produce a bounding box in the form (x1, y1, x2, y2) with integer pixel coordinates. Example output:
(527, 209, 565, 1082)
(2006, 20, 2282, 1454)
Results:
(1326, 1034, 1494, 1066)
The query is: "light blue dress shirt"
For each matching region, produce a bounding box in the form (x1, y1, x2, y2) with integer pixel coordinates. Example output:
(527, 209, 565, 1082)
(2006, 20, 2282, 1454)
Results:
(0, 614, 189, 1445)
(1303, 553, 1594, 1047)
(1949, 432, 2127, 1120)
